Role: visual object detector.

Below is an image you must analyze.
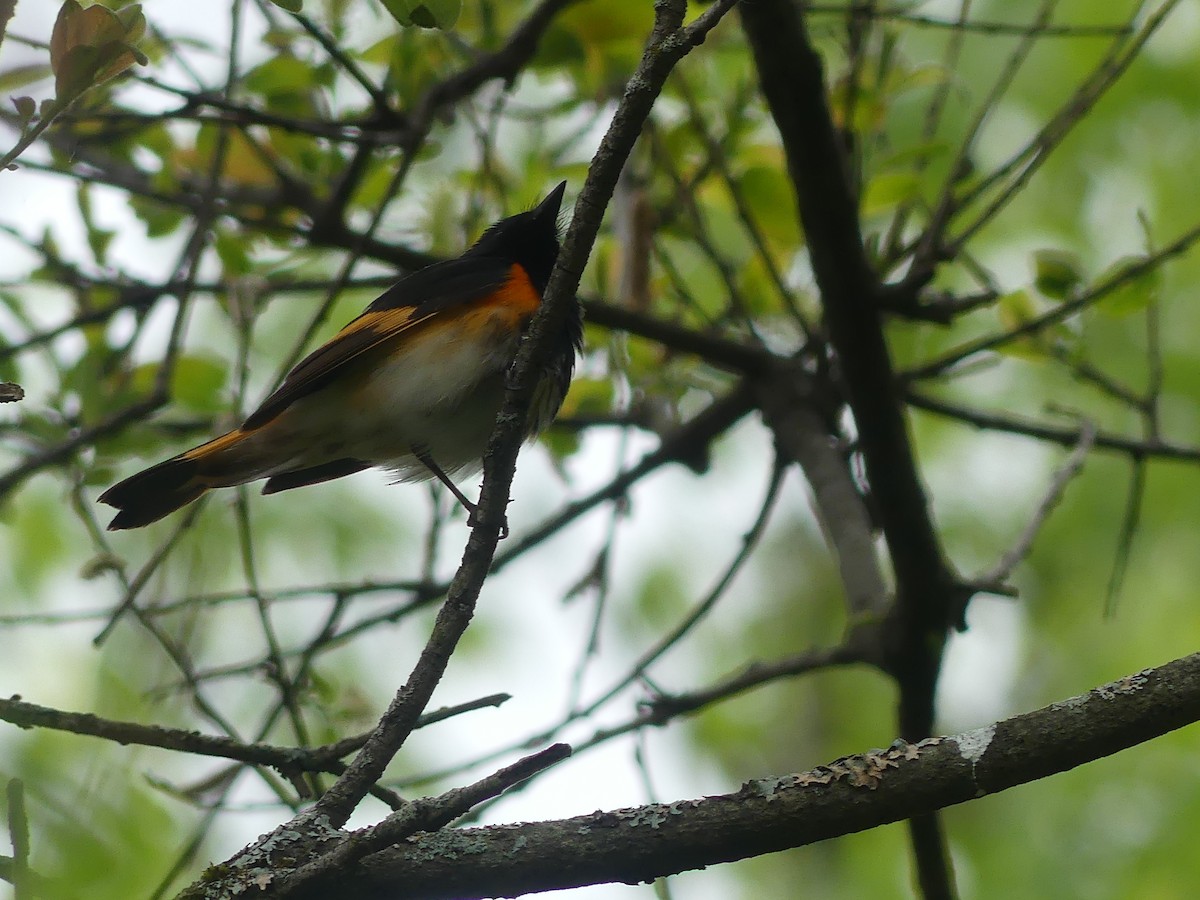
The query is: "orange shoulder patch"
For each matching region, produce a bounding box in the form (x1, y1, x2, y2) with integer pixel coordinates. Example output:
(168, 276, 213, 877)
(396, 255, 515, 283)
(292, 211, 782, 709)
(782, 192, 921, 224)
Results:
(481, 264, 541, 315)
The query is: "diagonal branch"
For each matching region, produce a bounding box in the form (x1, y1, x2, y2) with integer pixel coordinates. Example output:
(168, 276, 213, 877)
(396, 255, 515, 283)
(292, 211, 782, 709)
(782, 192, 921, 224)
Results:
(297, 0, 743, 834)
(270, 745, 572, 898)
(755, 360, 890, 627)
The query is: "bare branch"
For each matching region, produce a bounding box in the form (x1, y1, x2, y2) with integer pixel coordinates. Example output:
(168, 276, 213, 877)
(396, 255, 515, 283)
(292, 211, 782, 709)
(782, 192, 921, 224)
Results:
(977, 421, 1096, 590)
(756, 361, 890, 626)
(0, 694, 509, 775)
(906, 392, 1200, 462)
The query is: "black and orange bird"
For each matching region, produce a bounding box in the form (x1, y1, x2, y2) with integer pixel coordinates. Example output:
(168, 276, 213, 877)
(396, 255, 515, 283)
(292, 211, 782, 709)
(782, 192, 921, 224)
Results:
(100, 182, 581, 530)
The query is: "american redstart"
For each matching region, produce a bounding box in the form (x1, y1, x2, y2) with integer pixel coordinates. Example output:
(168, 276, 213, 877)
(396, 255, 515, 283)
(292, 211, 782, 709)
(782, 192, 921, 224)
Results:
(100, 182, 581, 530)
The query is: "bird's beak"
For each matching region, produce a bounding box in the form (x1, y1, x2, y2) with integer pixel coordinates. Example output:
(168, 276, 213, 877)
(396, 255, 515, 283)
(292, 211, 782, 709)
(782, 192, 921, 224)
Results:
(533, 181, 568, 225)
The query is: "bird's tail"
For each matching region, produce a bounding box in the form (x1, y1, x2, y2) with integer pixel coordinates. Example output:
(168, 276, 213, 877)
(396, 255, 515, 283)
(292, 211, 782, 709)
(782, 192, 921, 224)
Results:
(99, 429, 262, 530)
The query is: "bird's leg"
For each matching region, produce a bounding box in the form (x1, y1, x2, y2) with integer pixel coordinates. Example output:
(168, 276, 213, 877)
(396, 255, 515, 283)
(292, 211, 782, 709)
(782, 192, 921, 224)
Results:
(413, 448, 508, 538)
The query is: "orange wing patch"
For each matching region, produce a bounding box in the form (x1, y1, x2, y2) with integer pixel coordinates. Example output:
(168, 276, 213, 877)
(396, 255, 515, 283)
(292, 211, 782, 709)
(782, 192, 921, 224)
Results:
(242, 306, 436, 429)
(330, 304, 421, 342)
(182, 428, 248, 461)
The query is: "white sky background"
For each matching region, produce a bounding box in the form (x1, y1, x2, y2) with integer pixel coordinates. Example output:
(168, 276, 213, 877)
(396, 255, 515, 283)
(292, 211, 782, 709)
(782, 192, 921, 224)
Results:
(0, 2, 1045, 897)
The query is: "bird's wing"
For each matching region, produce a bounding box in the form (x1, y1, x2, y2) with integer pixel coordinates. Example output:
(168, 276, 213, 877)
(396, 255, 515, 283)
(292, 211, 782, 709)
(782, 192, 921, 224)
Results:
(242, 256, 516, 430)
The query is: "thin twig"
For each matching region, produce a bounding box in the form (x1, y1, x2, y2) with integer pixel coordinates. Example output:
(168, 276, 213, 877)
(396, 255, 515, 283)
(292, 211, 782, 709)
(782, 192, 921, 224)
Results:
(0, 693, 509, 773)
(903, 219, 1200, 381)
(6, 779, 29, 900)
(906, 392, 1200, 462)
(976, 420, 1096, 589)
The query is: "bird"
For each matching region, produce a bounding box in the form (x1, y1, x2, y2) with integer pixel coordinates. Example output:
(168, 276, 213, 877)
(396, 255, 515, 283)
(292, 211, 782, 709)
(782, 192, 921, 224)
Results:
(99, 181, 581, 530)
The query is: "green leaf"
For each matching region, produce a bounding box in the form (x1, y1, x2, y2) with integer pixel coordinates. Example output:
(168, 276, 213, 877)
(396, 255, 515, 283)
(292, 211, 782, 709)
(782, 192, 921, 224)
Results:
(358, 34, 400, 66)
(562, 376, 614, 419)
(1095, 257, 1162, 317)
(627, 565, 688, 631)
(170, 355, 228, 413)
(997, 288, 1039, 327)
(739, 254, 782, 316)
(129, 194, 186, 238)
(541, 426, 580, 461)
(267, 0, 304, 10)
(242, 55, 333, 118)
(995, 289, 1047, 359)
(87, 228, 115, 266)
(380, 0, 461, 30)
(862, 171, 922, 218)
(244, 54, 319, 97)
(1034, 249, 1083, 299)
(539, 2, 650, 89)
(829, 76, 887, 132)
(76, 183, 115, 266)
(407, 3, 455, 29)
(739, 162, 801, 248)
(12, 96, 37, 123)
(0, 63, 53, 93)
(887, 61, 949, 94)
(214, 228, 252, 276)
(7, 488, 70, 591)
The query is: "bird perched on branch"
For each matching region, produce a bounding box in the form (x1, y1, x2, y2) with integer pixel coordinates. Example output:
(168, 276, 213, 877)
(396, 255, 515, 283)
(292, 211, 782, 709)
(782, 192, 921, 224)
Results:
(100, 182, 580, 530)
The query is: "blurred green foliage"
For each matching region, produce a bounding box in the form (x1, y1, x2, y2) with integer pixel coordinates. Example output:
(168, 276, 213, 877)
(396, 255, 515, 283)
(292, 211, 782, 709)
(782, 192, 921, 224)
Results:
(0, 0, 1198, 897)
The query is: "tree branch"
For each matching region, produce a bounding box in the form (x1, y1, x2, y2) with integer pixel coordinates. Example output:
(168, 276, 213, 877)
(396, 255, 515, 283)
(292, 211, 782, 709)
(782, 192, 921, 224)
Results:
(0, 693, 508, 777)
(739, 0, 961, 735)
(263, 653, 1200, 899)
(740, 3, 962, 893)
(906, 392, 1200, 462)
(755, 361, 890, 627)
